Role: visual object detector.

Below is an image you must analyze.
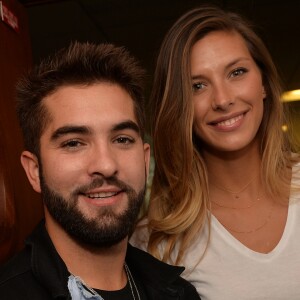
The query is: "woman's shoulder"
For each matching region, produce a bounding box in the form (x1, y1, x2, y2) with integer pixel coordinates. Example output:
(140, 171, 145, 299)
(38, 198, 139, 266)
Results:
(130, 218, 150, 251)
(291, 159, 300, 183)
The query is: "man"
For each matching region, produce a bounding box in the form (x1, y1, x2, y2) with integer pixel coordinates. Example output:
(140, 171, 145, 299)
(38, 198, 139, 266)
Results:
(0, 42, 200, 299)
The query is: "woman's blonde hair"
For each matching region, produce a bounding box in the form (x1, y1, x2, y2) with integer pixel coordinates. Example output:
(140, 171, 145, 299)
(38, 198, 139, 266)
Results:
(147, 5, 298, 264)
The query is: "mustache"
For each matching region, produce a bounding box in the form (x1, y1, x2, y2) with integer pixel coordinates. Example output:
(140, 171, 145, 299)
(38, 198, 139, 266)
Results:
(72, 176, 132, 196)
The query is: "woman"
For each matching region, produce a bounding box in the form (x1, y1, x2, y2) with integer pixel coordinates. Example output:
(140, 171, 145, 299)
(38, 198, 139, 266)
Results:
(132, 5, 300, 299)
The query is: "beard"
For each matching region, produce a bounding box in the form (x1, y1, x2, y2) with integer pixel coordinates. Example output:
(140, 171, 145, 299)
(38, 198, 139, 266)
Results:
(40, 173, 145, 248)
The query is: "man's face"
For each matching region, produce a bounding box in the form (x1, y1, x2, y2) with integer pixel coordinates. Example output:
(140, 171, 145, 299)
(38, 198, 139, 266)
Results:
(23, 82, 150, 247)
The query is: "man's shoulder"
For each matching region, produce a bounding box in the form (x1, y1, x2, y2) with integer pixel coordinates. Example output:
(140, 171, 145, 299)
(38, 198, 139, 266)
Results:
(0, 248, 52, 299)
(127, 243, 184, 279)
(127, 244, 200, 299)
(0, 248, 31, 284)
(0, 249, 33, 297)
(171, 275, 201, 299)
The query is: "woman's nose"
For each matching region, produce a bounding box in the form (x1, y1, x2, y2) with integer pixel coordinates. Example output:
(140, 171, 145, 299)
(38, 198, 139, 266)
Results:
(211, 82, 234, 110)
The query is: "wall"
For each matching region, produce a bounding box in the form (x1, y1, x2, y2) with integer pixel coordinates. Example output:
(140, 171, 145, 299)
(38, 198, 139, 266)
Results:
(0, 0, 43, 263)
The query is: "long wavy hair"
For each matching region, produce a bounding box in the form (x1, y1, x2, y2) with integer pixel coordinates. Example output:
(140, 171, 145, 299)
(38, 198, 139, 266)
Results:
(147, 5, 298, 264)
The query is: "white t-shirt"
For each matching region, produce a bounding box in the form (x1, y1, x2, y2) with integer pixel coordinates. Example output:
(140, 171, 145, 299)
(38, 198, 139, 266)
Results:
(180, 200, 300, 299)
(131, 167, 300, 300)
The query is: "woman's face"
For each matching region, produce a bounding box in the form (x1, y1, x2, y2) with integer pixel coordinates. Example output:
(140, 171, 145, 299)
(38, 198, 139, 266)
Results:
(191, 30, 266, 154)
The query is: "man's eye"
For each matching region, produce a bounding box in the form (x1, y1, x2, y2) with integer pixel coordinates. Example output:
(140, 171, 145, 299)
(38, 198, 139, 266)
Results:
(61, 140, 82, 148)
(114, 136, 134, 144)
(230, 68, 247, 77)
(192, 82, 206, 91)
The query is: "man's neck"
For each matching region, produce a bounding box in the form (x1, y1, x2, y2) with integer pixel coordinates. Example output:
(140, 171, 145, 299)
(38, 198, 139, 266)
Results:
(45, 215, 128, 290)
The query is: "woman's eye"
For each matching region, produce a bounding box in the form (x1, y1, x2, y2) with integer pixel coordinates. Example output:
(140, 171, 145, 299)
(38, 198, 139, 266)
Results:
(192, 82, 206, 91)
(230, 68, 247, 77)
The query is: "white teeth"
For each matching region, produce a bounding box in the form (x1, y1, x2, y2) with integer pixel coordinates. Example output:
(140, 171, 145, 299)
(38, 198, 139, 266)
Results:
(87, 191, 118, 199)
(217, 114, 243, 126)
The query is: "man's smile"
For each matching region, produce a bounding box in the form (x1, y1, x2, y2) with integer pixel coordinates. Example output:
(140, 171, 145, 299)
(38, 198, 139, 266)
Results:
(85, 191, 122, 199)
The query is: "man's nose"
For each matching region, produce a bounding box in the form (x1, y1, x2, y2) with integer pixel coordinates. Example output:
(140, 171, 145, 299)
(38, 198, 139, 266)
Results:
(87, 143, 118, 178)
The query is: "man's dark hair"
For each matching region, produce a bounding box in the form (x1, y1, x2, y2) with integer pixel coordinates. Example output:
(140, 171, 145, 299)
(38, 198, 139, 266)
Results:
(16, 42, 146, 156)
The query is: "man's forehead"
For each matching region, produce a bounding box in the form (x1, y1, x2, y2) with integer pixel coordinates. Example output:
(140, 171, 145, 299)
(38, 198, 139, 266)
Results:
(43, 83, 135, 114)
(41, 83, 140, 136)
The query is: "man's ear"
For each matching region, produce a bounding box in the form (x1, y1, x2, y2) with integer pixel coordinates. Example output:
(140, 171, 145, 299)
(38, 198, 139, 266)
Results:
(20, 151, 41, 193)
(144, 143, 151, 179)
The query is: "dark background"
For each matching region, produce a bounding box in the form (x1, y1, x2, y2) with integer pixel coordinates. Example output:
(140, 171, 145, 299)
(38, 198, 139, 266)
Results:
(19, 0, 300, 92)
(18, 0, 300, 138)
(0, 0, 299, 263)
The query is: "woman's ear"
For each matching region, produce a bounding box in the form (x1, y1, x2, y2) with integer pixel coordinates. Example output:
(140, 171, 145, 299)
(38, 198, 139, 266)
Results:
(20, 151, 41, 193)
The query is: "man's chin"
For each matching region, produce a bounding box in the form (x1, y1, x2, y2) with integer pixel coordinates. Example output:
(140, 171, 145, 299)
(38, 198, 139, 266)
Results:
(74, 231, 128, 250)
(40, 175, 145, 249)
(62, 210, 132, 247)
(77, 202, 126, 219)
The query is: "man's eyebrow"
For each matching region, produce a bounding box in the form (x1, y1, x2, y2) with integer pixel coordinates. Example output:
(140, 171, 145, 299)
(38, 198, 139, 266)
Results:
(51, 126, 91, 141)
(112, 121, 140, 135)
